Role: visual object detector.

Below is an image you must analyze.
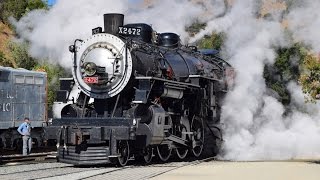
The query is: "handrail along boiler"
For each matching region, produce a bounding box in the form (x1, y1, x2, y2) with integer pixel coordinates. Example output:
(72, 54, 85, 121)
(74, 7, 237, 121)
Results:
(53, 13, 234, 166)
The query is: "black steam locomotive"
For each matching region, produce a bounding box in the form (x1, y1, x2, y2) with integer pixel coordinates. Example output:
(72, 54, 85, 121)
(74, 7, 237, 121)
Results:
(53, 13, 234, 166)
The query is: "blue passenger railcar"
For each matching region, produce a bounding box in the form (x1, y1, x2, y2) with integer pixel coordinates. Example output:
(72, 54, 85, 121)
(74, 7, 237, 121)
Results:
(0, 66, 47, 149)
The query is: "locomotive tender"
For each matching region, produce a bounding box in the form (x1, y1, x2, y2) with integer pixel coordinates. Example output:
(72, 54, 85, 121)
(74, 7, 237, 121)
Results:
(0, 66, 47, 150)
(53, 13, 234, 166)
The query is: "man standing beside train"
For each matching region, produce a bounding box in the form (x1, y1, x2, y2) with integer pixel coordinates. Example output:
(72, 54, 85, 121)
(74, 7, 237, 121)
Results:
(17, 117, 32, 156)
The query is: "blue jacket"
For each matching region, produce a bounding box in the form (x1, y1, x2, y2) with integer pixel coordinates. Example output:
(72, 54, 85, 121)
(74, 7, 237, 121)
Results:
(17, 122, 31, 136)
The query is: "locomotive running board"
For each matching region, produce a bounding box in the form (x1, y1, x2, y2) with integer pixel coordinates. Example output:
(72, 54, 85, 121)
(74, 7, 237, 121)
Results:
(188, 75, 221, 82)
(135, 76, 200, 88)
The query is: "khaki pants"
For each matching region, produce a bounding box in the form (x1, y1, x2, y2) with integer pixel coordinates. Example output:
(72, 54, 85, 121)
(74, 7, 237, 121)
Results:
(22, 135, 32, 156)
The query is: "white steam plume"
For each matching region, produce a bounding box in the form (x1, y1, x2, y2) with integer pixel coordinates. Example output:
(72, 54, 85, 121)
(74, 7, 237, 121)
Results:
(287, 0, 320, 53)
(126, 0, 203, 42)
(12, 0, 128, 68)
(197, 0, 320, 160)
(13, 0, 224, 68)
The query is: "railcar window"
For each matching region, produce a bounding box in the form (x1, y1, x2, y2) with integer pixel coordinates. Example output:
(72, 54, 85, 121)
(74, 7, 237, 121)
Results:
(35, 77, 44, 85)
(0, 70, 10, 82)
(25, 76, 34, 84)
(15, 75, 25, 84)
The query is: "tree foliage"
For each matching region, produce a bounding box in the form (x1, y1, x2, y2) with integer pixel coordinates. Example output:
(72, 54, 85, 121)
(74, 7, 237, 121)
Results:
(186, 22, 225, 50)
(0, 51, 3, 61)
(186, 22, 206, 36)
(0, 0, 47, 24)
(7, 41, 37, 69)
(0, 51, 4, 62)
(6, 40, 70, 108)
(0, 51, 7, 65)
(299, 51, 320, 102)
(264, 43, 304, 105)
(198, 33, 225, 50)
(33, 63, 69, 109)
(0, 50, 13, 66)
(25, 0, 47, 13)
(0, 0, 69, 110)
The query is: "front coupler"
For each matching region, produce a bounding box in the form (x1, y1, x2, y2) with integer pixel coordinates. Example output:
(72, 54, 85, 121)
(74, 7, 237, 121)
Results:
(52, 117, 137, 165)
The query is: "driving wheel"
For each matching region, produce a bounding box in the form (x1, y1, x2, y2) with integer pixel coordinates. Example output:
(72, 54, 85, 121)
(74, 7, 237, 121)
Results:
(117, 140, 130, 166)
(156, 144, 172, 162)
(191, 119, 204, 157)
(175, 127, 189, 159)
(135, 146, 153, 164)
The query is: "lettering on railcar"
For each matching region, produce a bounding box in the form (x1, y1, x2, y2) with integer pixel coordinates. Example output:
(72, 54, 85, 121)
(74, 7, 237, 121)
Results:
(0, 103, 10, 112)
(0, 89, 16, 112)
(0, 89, 17, 99)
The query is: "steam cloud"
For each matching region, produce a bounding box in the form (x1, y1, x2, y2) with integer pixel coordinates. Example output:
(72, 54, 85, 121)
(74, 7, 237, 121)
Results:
(212, 0, 320, 160)
(13, 0, 220, 67)
(13, 0, 320, 160)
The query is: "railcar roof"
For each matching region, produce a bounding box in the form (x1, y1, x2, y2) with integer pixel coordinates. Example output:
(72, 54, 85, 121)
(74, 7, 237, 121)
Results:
(0, 66, 46, 75)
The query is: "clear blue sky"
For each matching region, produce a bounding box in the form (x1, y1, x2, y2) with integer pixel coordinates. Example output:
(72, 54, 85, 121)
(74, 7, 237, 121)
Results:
(47, 0, 56, 6)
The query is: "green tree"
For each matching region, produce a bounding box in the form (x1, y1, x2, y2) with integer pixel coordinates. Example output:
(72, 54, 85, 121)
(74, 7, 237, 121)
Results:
(0, 51, 4, 60)
(33, 62, 69, 109)
(0, 50, 13, 67)
(186, 22, 225, 50)
(299, 51, 320, 102)
(25, 0, 47, 13)
(7, 40, 70, 108)
(264, 43, 304, 105)
(198, 32, 225, 50)
(186, 22, 206, 36)
(7, 41, 37, 70)
(0, 51, 5, 64)
(0, 0, 47, 24)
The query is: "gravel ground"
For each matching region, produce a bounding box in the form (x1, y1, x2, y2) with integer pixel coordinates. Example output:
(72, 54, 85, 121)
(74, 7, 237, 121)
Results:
(3, 159, 318, 180)
(0, 161, 192, 180)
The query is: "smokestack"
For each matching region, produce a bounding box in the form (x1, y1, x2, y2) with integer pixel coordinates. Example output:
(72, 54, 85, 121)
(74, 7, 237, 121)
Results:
(103, 13, 124, 35)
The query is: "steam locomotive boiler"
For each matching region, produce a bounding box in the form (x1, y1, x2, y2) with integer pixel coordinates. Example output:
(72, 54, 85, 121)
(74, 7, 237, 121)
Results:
(53, 13, 234, 166)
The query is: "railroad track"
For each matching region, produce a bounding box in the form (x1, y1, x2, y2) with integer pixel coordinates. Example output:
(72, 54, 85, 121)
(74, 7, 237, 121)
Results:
(0, 151, 57, 165)
(0, 156, 216, 179)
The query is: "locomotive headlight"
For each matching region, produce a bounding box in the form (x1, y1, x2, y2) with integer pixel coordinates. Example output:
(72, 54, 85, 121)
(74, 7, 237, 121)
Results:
(133, 118, 137, 126)
(83, 62, 97, 76)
